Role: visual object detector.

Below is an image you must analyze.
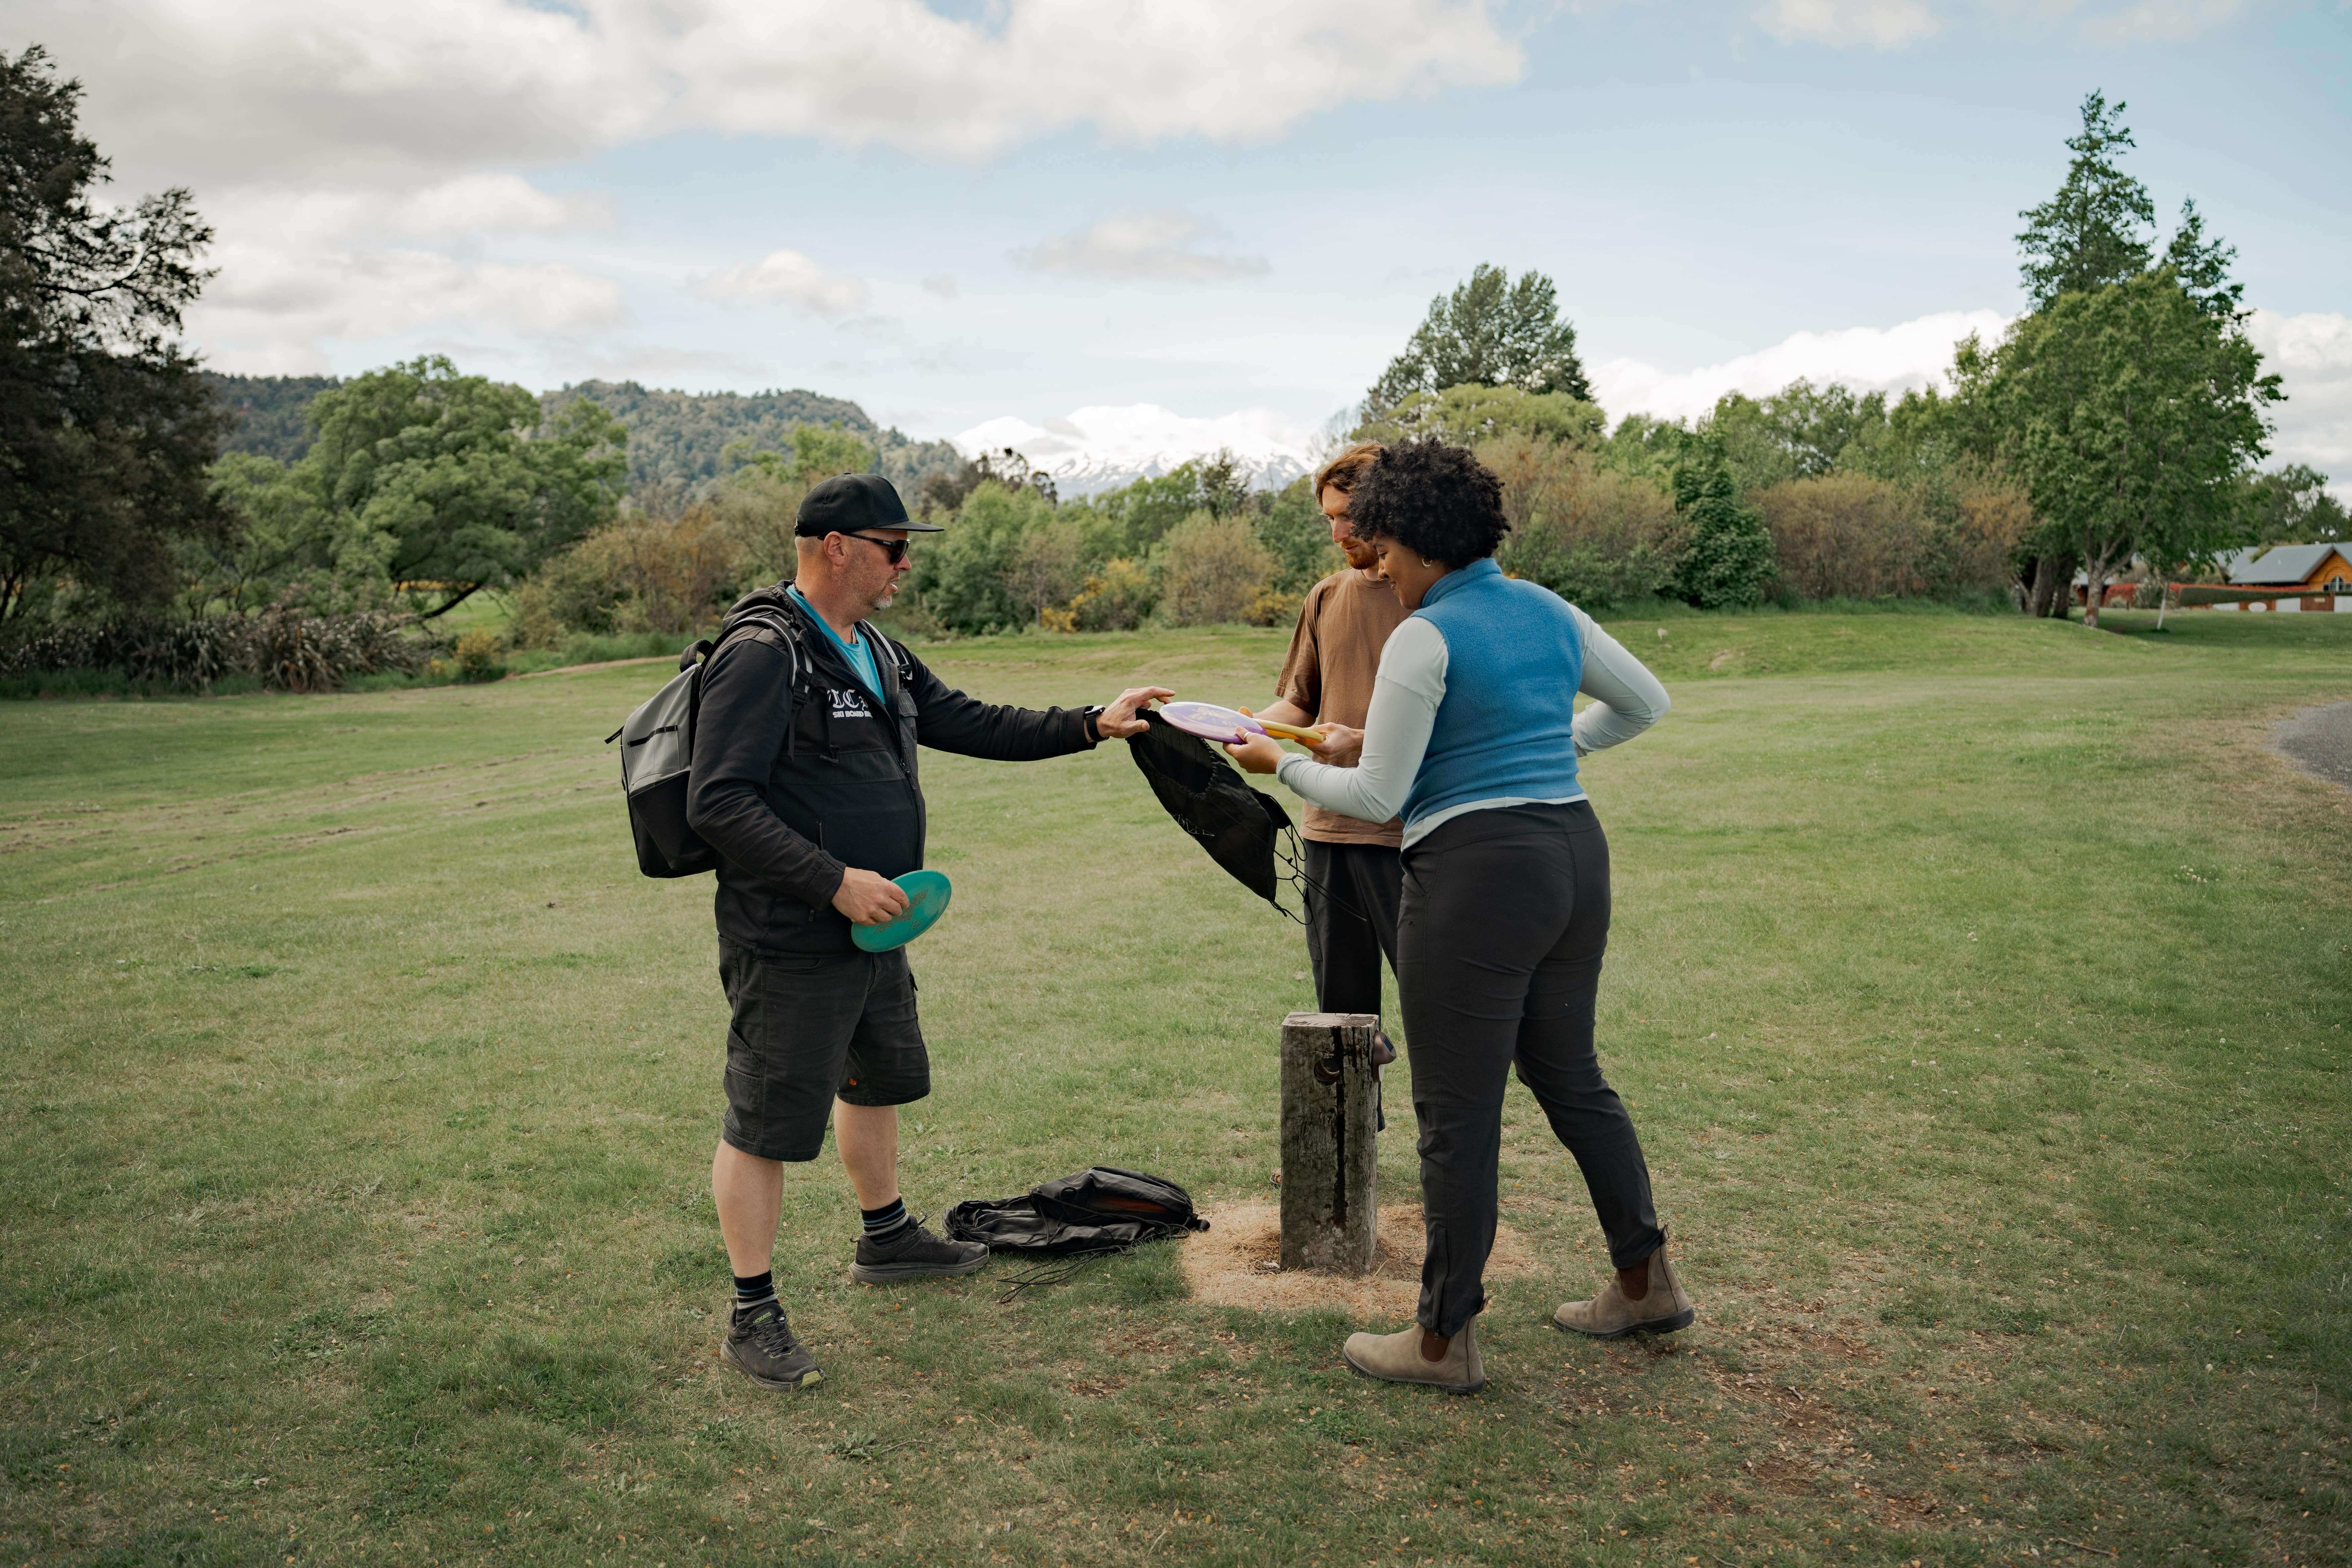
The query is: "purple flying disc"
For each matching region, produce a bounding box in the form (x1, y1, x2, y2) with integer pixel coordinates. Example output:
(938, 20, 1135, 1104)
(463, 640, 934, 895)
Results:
(1159, 701, 1265, 744)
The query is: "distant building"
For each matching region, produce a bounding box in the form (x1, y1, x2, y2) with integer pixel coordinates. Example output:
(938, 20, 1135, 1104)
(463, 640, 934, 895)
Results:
(2190, 542, 2352, 614)
(2226, 543, 2352, 594)
(2074, 543, 2352, 610)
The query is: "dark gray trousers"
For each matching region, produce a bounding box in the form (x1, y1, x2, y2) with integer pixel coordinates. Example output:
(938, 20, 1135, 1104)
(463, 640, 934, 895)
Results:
(1302, 839, 1402, 1019)
(1396, 801, 1664, 1337)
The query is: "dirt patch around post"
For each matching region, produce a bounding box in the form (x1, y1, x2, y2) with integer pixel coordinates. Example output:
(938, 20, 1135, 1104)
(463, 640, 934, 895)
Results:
(1181, 1203, 1534, 1316)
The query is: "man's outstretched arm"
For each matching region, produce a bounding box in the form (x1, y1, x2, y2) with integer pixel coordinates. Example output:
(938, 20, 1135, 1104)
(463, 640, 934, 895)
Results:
(906, 652, 1168, 756)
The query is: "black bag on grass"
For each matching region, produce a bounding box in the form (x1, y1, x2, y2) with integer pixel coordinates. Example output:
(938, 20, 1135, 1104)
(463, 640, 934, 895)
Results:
(943, 1166, 1210, 1255)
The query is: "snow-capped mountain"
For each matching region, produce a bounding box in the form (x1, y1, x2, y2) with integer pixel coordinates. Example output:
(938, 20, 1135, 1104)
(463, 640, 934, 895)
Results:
(952, 404, 1319, 497)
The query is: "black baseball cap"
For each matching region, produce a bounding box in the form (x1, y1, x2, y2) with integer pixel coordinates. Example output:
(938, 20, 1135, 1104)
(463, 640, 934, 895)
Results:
(794, 473, 945, 536)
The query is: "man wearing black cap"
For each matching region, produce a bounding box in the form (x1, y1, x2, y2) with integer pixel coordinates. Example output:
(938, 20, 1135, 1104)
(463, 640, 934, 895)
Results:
(686, 472, 1170, 1391)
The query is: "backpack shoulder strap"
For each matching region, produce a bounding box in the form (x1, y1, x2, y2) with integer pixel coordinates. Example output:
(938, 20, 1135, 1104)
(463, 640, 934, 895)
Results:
(724, 607, 802, 671)
(856, 623, 913, 704)
(687, 607, 805, 752)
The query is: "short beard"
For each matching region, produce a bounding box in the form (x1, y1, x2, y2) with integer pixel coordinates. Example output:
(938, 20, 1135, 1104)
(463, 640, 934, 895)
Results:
(1341, 540, 1379, 572)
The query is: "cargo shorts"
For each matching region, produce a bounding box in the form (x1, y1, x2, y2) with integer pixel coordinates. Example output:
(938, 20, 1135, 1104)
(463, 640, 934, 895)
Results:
(717, 941, 930, 1163)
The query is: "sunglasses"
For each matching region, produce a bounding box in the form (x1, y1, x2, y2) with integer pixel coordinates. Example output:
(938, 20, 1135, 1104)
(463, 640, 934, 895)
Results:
(843, 533, 911, 565)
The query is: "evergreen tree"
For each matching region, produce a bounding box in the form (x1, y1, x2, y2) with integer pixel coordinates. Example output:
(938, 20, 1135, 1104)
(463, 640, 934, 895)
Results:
(1981, 93, 2275, 622)
(1985, 268, 2280, 627)
(1363, 264, 1590, 422)
(1670, 451, 1775, 609)
(2016, 91, 2156, 308)
(2163, 198, 2248, 324)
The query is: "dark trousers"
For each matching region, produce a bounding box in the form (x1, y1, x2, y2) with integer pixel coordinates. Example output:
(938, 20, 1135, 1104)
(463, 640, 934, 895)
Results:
(1396, 801, 1664, 1337)
(1304, 840, 1403, 1131)
(1302, 839, 1403, 1019)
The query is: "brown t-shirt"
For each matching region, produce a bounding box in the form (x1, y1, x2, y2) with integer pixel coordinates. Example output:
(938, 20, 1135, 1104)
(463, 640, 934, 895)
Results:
(1275, 568, 1409, 846)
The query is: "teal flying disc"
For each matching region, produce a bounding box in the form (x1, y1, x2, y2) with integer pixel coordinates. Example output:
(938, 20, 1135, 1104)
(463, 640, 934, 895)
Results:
(851, 869, 953, 952)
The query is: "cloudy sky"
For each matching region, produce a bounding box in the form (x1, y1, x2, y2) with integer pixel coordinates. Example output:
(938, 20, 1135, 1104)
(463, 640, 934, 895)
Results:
(19, 0, 2350, 479)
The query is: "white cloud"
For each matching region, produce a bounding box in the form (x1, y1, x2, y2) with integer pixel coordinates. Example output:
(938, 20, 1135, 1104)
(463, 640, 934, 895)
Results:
(2247, 309, 2352, 491)
(27, 0, 1523, 181)
(1756, 0, 1944, 46)
(389, 175, 611, 238)
(1596, 304, 2352, 500)
(169, 180, 627, 371)
(628, 0, 1524, 159)
(2070, 0, 2253, 42)
(14, 0, 1516, 366)
(1592, 309, 2011, 424)
(193, 249, 625, 373)
(1012, 213, 1270, 282)
(1753, 0, 2255, 48)
(695, 251, 871, 315)
(18, 1, 644, 189)
(186, 177, 610, 252)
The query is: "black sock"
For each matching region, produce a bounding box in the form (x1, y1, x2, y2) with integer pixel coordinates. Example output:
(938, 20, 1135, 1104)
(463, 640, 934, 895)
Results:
(861, 1198, 913, 1243)
(733, 1270, 776, 1315)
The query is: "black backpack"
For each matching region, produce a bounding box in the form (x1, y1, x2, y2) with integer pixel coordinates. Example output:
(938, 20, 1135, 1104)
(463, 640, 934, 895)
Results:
(605, 608, 798, 879)
(943, 1167, 1211, 1255)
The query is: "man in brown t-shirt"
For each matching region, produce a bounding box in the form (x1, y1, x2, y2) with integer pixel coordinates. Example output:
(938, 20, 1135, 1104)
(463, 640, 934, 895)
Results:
(1254, 443, 1407, 1034)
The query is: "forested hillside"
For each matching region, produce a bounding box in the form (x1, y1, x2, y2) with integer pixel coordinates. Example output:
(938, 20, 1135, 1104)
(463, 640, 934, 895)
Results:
(206, 374, 341, 462)
(538, 380, 963, 495)
(204, 373, 964, 497)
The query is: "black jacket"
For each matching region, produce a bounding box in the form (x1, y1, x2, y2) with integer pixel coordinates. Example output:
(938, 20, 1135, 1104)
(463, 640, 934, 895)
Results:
(685, 587, 1095, 952)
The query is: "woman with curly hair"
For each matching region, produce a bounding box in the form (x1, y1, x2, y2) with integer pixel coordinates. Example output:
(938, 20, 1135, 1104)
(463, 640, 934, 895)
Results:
(1227, 437, 1684, 1393)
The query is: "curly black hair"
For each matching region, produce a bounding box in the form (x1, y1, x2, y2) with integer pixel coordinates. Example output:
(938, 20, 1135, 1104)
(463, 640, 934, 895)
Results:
(1343, 438, 1510, 566)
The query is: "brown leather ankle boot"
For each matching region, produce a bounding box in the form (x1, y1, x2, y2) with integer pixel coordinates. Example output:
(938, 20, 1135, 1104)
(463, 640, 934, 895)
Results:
(1553, 1249, 1695, 1339)
(1341, 1319, 1484, 1394)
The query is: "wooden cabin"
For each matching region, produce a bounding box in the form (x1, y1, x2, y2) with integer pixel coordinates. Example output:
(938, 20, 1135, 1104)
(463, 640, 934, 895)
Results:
(2176, 542, 2352, 612)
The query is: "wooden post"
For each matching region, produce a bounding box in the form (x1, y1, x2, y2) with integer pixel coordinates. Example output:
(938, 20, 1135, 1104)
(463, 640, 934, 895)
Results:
(1279, 1011, 1381, 1274)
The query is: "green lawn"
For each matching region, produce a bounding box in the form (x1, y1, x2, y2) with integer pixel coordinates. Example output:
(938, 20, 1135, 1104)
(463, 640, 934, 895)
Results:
(3, 611, 2347, 1567)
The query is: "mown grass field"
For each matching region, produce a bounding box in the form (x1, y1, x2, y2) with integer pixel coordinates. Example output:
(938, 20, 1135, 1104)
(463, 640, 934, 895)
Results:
(3, 608, 2348, 1568)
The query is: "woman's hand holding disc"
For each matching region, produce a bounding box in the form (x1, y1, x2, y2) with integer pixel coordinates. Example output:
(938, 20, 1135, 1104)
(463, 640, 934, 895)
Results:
(1224, 733, 1284, 775)
(1306, 724, 1364, 766)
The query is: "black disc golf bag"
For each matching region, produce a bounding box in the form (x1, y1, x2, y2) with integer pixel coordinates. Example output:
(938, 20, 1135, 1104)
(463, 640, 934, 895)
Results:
(944, 1166, 1210, 1255)
(1126, 711, 1296, 907)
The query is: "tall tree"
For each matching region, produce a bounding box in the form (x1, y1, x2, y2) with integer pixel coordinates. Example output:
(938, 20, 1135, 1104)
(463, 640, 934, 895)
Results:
(1354, 384, 1604, 450)
(0, 45, 226, 625)
(1706, 380, 1891, 491)
(286, 357, 627, 618)
(2240, 464, 2347, 546)
(2016, 91, 2157, 309)
(1363, 264, 1590, 420)
(1985, 269, 2280, 628)
(1978, 93, 2282, 622)
(2162, 198, 2248, 324)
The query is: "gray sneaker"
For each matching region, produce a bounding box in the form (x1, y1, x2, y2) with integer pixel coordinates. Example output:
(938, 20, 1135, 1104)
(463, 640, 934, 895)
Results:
(851, 1217, 989, 1284)
(722, 1301, 824, 1389)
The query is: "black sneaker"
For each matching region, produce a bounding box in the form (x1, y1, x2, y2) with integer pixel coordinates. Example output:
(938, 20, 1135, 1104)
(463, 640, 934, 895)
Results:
(851, 1216, 989, 1284)
(722, 1301, 824, 1390)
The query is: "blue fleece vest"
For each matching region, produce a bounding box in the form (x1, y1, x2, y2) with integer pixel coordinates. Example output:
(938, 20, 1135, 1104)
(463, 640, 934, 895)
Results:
(1402, 558, 1584, 832)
